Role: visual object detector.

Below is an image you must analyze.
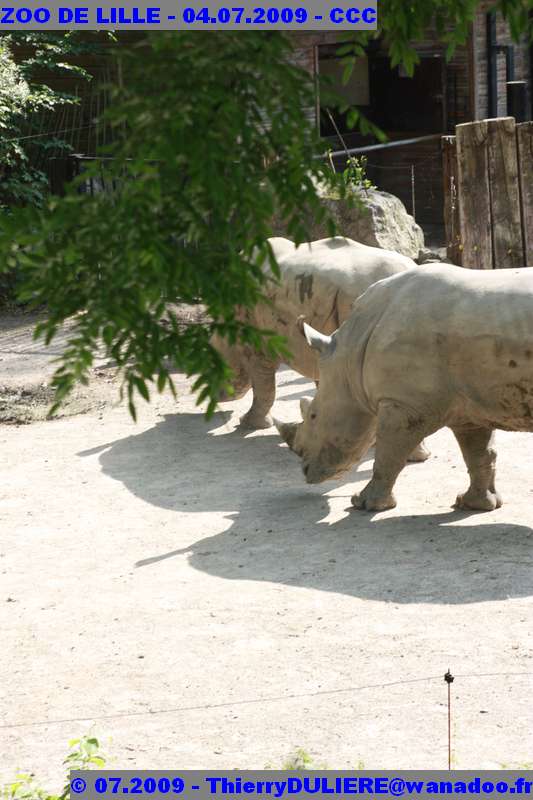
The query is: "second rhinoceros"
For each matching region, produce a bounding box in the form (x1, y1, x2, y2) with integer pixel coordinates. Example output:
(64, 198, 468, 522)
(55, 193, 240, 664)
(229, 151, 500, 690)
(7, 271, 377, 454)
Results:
(276, 263, 533, 512)
(212, 235, 416, 430)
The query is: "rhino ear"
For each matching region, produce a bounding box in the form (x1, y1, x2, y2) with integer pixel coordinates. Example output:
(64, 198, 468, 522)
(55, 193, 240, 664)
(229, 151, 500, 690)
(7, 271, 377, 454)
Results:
(274, 418, 298, 450)
(300, 397, 312, 419)
(303, 322, 335, 357)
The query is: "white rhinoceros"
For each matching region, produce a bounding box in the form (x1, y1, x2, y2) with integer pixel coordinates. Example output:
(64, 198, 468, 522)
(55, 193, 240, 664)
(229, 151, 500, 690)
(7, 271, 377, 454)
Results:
(212, 235, 416, 429)
(275, 263, 533, 512)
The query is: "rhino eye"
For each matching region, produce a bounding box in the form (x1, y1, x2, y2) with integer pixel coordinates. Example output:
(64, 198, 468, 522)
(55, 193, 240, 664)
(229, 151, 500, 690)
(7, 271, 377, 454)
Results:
(310, 412, 317, 420)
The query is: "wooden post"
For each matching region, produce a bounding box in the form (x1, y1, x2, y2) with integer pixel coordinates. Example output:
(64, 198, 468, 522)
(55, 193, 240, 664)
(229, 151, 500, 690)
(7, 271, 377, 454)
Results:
(486, 117, 524, 268)
(517, 122, 533, 266)
(456, 121, 492, 269)
(442, 136, 462, 265)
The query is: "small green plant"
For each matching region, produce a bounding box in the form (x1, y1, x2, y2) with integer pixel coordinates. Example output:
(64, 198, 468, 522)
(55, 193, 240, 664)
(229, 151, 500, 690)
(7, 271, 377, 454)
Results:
(2, 736, 105, 800)
(342, 155, 374, 192)
(281, 749, 315, 770)
(269, 749, 363, 770)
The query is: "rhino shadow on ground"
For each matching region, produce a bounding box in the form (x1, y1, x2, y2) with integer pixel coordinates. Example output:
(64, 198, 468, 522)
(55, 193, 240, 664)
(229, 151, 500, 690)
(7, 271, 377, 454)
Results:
(78, 412, 533, 605)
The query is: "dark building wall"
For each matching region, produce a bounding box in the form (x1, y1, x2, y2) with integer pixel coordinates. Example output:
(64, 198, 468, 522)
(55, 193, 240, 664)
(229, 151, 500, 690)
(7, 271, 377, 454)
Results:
(290, 22, 530, 226)
(288, 31, 472, 225)
(5, 29, 530, 226)
(290, 29, 473, 133)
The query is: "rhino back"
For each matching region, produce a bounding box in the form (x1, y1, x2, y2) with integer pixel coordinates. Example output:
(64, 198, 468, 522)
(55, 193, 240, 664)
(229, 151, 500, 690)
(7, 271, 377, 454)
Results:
(338, 264, 533, 430)
(278, 236, 413, 317)
(262, 237, 414, 380)
(271, 236, 413, 334)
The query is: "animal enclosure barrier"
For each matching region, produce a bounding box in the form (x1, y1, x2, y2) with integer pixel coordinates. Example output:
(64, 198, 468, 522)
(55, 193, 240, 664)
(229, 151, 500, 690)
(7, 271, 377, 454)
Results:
(442, 117, 533, 268)
(328, 134, 443, 226)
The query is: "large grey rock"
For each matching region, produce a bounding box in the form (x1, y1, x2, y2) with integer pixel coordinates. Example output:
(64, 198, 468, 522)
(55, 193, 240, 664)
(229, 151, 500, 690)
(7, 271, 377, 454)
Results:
(320, 188, 425, 260)
(271, 188, 425, 261)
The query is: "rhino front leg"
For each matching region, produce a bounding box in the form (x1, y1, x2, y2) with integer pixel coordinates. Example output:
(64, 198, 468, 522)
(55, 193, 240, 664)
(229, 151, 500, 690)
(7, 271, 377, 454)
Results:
(369, 439, 431, 462)
(352, 401, 439, 512)
(452, 427, 502, 511)
(239, 360, 277, 430)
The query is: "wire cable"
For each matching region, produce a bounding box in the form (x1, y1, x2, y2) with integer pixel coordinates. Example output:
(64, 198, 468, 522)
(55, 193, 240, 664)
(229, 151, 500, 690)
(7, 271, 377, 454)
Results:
(2, 672, 532, 731)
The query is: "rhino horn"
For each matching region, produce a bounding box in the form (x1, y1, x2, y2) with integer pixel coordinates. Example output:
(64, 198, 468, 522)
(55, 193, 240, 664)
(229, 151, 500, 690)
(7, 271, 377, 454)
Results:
(274, 418, 298, 449)
(303, 322, 335, 356)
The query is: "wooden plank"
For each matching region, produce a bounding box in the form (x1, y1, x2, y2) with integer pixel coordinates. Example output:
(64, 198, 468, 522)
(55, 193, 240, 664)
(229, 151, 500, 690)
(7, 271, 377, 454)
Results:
(487, 117, 525, 268)
(442, 135, 462, 265)
(517, 122, 533, 266)
(456, 120, 492, 269)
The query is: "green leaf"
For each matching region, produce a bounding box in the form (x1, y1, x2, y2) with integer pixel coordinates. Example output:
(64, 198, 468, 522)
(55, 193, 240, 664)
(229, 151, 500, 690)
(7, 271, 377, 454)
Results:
(341, 60, 354, 85)
(133, 376, 149, 402)
(156, 371, 167, 392)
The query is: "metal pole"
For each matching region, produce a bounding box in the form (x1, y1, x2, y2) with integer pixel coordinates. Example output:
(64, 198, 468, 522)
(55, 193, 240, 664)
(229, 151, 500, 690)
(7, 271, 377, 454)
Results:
(411, 165, 416, 220)
(326, 133, 442, 160)
(444, 669, 455, 769)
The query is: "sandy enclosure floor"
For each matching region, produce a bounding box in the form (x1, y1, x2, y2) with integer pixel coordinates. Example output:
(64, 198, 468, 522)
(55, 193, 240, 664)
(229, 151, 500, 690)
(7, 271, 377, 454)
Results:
(1, 314, 533, 787)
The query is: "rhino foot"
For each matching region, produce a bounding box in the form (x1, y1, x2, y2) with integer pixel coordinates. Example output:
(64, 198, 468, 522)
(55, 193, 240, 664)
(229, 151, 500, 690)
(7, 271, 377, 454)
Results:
(239, 411, 273, 430)
(454, 488, 503, 512)
(407, 441, 431, 463)
(351, 485, 397, 512)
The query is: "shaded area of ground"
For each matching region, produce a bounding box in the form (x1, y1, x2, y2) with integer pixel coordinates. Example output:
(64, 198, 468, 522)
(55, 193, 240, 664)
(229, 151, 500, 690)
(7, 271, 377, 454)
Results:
(80, 410, 533, 606)
(1, 308, 532, 786)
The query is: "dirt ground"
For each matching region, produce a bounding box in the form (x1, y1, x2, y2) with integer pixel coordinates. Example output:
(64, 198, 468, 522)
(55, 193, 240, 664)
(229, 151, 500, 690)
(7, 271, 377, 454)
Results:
(1, 311, 533, 789)
(0, 311, 118, 425)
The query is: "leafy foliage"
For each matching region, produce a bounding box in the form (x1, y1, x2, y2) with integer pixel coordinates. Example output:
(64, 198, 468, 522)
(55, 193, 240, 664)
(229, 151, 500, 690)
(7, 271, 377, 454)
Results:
(0, 33, 105, 210)
(0, 34, 110, 302)
(0, 42, 49, 210)
(1, 33, 342, 416)
(0, 5, 532, 416)
(2, 736, 105, 800)
(340, 0, 533, 74)
(342, 155, 375, 192)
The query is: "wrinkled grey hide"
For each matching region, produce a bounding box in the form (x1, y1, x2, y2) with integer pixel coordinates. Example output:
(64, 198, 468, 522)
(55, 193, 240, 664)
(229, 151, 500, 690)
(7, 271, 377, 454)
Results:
(276, 264, 533, 512)
(212, 236, 415, 430)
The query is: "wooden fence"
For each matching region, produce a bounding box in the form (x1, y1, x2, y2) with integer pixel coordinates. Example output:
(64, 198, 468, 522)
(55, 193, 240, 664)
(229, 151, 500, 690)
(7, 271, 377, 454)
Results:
(442, 117, 533, 268)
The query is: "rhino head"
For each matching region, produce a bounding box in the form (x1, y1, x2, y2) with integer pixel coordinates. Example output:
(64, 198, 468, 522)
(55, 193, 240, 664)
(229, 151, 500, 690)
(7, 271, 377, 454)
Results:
(210, 332, 252, 401)
(275, 322, 374, 483)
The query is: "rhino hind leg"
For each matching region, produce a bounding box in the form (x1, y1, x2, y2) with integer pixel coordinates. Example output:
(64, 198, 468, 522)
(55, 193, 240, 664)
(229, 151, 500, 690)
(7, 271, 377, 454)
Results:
(352, 401, 439, 512)
(239, 360, 277, 430)
(452, 427, 502, 511)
